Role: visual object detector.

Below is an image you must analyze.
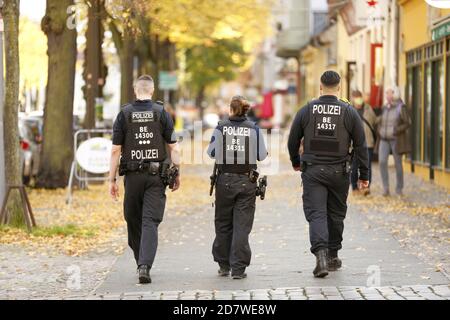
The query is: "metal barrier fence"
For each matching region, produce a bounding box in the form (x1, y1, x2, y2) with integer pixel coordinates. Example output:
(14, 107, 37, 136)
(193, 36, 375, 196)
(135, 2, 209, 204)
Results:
(66, 129, 112, 205)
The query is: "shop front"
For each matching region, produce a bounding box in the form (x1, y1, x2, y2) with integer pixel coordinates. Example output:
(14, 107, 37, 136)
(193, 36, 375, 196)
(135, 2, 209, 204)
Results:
(400, 0, 450, 189)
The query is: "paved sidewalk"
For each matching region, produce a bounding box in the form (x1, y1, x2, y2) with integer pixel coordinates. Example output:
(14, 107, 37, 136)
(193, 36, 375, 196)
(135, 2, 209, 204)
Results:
(68, 284, 450, 300)
(94, 158, 449, 299)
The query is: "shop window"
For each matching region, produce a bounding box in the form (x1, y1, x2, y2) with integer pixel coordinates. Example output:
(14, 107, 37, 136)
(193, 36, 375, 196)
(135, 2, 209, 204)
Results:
(446, 56, 450, 169)
(424, 63, 432, 164)
(431, 60, 444, 168)
(408, 66, 422, 162)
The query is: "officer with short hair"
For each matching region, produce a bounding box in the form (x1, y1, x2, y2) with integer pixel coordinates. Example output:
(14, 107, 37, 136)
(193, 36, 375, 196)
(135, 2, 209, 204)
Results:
(109, 74, 180, 284)
(207, 95, 268, 279)
(287, 71, 369, 278)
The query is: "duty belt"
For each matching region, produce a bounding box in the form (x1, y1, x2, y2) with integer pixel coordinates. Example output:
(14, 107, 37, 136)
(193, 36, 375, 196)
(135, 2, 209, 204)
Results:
(220, 172, 251, 177)
(220, 169, 259, 184)
(301, 161, 351, 174)
(120, 161, 161, 175)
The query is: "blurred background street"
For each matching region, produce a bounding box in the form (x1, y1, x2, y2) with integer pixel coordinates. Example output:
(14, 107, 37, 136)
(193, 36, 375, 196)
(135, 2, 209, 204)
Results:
(0, 0, 449, 300)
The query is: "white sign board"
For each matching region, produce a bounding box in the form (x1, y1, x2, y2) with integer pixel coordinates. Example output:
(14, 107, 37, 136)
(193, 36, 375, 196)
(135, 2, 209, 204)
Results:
(75, 137, 112, 174)
(426, 0, 450, 9)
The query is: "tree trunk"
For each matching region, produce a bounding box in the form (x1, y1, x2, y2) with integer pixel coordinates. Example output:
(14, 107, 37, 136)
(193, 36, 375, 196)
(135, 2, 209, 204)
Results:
(196, 86, 205, 122)
(37, 0, 77, 188)
(109, 20, 134, 106)
(83, 0, 105, 129)
(119, 32, 134, 105)
(2, 0, 24, 226)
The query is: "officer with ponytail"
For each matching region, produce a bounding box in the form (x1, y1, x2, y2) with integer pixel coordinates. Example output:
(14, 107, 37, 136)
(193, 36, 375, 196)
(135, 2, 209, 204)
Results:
(207, 96, 268, 279)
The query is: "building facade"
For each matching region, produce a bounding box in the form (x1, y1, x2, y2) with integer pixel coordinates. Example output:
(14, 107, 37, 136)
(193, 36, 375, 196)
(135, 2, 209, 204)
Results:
(399, 0, 450, 189)
(295, 0, 450, 190)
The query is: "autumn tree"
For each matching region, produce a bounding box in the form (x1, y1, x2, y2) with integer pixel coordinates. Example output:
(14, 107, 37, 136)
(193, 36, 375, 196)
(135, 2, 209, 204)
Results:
(83, 0, 107, 128)
(2, 0, 23, 226)
(104, 0, 272, 105)
(37, 0, 77, 188)
(105, 0, 137, 105)
(19, 17, 47, 111)
(185, 39, 247, 119)
(147, 0, 272, 109)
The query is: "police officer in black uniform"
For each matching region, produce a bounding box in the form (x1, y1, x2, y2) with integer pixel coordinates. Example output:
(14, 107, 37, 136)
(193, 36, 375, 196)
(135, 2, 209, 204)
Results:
(287, 71, 369, 278)
(109, 75, 180, 284)
(207, 96, 268, 279)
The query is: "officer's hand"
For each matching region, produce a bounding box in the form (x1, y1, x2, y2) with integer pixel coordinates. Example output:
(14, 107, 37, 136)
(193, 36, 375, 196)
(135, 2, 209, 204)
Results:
(171, 176, 180, 192)
(110, 182, 119, 201)
(357, 180, 369, 190)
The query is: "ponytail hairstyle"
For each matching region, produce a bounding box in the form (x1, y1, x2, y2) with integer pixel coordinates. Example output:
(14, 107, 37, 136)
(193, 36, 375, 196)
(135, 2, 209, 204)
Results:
(230, 95, 250, 117)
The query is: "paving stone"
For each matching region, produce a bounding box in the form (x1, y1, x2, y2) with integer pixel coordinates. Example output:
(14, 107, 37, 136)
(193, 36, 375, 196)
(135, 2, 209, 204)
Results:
(102, 294, 122, 300)
(432, 285, 450, 297)
(321, 287, 340, 295)
(307, 295, 327, 300)
(403, 296, 426, 300)
(304, 287, 322, 294)
(409, 285, 432, 293)
(269, 289, 287, 295)
(363, 294, 385, 300)
(161, 295, 180, 300)
(123, 291, 145, 296)
(289, 296, 307, 300)
(141, 295, 161, 300)
(122, 295, 142, 300)
(418, 293, 446, 300)
(359, 287, 381, 295)
(384, 295, 405, 300)
(326, 296, 344, 300)
(270, 296, 289, 300)
(340, 291, 362, 298)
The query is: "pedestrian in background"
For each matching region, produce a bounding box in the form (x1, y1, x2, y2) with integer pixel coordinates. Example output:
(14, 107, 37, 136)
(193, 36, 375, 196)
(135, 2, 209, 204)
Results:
(350, 90, 377, 195)
(375, 86, 411, 196)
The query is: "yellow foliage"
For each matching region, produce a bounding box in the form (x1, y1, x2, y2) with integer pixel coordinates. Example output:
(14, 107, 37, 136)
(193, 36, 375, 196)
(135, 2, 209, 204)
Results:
(148, 0, 273, 52)
(19, 17, 48, 89)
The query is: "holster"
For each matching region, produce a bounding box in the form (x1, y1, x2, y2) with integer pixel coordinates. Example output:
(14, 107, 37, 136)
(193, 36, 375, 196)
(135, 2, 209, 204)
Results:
(343, 161, 351, 175)
(118, 161, 127, 176)
(300, 162, 307, 172)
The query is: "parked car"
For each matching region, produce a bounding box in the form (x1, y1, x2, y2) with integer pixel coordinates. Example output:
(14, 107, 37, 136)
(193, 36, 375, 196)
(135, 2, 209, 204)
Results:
(19, 114, 43, 185)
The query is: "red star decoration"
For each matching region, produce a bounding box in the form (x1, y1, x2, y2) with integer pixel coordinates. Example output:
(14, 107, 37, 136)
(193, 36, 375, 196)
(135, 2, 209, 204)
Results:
(367, 0, 378, 6)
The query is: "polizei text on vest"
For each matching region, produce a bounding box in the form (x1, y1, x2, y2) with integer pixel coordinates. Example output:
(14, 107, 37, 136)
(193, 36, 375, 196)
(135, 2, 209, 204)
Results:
(312, 104, 341, 115)
(223, 126, 251, 136)
(131, 149, 159, 160)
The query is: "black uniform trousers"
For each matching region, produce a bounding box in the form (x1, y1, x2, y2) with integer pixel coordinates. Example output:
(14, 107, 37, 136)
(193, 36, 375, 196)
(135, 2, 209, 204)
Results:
(301, 163, 350, 254)
(124, 172, 166, 267)
(213, 173, 256, 273)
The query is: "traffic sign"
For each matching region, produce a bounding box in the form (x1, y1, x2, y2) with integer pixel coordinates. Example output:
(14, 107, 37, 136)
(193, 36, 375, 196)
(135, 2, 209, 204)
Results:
(159, 71, 178, 90)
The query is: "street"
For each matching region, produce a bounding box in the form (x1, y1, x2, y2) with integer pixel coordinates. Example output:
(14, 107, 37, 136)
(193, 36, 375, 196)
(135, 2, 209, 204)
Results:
(1, 139, 449, 300)
(92, 149, 449, 300)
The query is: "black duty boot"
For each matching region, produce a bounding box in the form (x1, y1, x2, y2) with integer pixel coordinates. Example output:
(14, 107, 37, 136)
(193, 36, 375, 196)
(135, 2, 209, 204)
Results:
(138, 265, 151, 284)
(231, 269, 247, 279)
(328, 250, 342, 271)
(313, 249, 329, 278)
(218, 264, 230, 277)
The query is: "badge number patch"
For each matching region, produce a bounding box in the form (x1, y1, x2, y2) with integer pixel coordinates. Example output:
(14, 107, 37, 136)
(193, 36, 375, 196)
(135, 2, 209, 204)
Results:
(314, 115, 338, 138)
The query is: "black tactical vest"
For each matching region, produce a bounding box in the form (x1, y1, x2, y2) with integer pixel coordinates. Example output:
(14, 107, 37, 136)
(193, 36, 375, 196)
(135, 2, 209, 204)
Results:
(217, 117, 257, 174)
(121, 101, 167, 163)
(303, 99, 351, 159)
